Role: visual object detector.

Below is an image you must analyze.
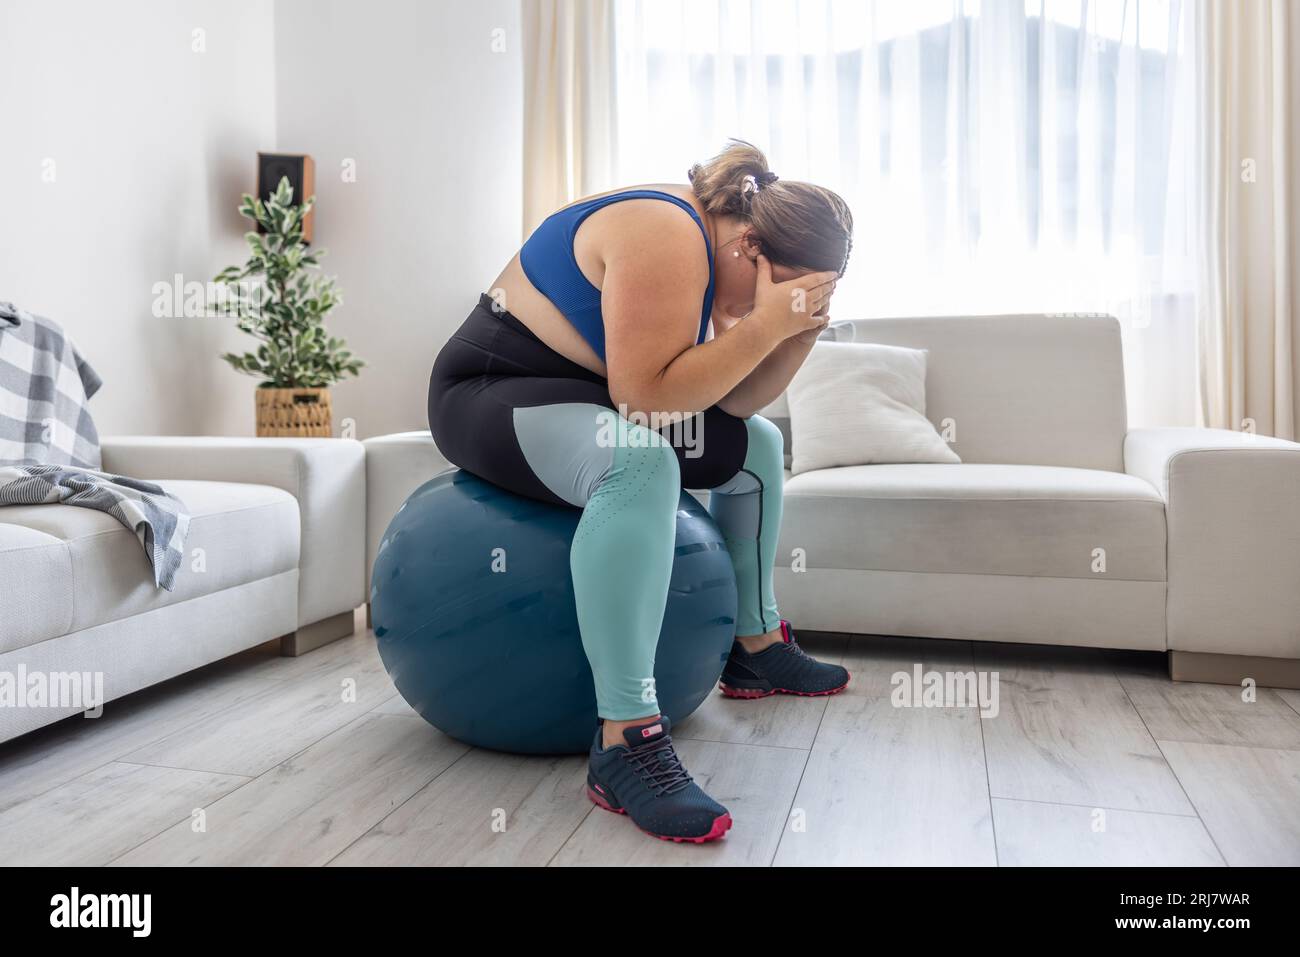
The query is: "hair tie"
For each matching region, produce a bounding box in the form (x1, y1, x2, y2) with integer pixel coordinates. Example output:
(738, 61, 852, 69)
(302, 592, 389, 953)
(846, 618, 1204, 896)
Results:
(741, 171, 778, 207)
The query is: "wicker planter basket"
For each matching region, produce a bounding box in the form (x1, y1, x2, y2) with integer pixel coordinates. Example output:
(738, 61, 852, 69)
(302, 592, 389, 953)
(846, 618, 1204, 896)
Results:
(255, 386, 333, 437)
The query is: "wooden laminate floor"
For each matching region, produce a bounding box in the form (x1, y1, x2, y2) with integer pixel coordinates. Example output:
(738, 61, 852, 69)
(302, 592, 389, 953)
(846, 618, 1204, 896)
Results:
(3, 611, 1298, 867)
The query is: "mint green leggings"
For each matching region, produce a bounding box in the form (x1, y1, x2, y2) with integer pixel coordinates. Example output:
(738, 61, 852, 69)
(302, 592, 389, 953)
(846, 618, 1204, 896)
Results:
(509, 406, 786, 719)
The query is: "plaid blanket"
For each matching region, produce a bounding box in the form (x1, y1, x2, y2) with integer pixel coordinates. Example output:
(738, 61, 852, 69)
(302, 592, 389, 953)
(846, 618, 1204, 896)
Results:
(1, 303, 190, 590)
(0, 466, 189, 590)
(0, 302, 103, 468)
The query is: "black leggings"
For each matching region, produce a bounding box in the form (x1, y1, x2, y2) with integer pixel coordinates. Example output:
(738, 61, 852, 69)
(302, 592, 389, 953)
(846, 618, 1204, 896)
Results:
(428, 295, 750, 505)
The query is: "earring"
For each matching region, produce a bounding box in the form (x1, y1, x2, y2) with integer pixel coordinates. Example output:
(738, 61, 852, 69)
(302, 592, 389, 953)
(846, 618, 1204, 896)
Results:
(733, 251, 740, 258)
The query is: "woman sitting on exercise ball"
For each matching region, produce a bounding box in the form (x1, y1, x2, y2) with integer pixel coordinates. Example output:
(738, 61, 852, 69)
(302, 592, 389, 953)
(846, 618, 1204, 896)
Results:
(428, 140, 853, 843)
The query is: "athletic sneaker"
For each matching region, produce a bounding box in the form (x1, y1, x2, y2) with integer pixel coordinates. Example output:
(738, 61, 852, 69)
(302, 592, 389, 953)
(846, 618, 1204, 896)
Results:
(586, 716, 732, 843)
(720, 620, 850, 698)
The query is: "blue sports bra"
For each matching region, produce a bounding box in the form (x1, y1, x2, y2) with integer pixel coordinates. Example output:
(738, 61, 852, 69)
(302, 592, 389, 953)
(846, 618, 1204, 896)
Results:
(518, 189, 714, 362)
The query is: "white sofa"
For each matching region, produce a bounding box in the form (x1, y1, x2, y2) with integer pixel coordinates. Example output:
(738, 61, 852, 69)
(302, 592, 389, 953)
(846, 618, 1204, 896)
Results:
(363, 314, 1300, 688)
(1, 436, 366, 743)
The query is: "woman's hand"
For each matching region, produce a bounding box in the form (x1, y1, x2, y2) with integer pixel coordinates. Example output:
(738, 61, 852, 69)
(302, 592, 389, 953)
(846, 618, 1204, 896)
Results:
(785, 270, 835, 345)
(750, 255, 838, 346)
(791, 315, 831, 345)
(793, 289, 834, 345)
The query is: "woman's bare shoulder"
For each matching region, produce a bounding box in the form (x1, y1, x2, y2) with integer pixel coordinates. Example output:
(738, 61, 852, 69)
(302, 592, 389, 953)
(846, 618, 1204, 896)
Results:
(579, 186, 709, 265)
(558, 182, 699, 211)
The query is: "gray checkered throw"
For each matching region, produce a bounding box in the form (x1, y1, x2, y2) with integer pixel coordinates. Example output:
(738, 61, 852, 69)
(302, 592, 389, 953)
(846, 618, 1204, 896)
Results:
(1, 303, 190, 590)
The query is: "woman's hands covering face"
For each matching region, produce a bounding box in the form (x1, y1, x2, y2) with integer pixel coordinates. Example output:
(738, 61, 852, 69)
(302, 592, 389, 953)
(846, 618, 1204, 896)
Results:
(751, 254, 837, 346)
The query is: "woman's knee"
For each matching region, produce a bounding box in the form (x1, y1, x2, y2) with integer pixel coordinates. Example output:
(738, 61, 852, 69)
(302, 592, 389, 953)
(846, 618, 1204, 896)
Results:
(575, 421, 680, 549)
(743, 414, 785, 476)
(612, 421, 682, 505)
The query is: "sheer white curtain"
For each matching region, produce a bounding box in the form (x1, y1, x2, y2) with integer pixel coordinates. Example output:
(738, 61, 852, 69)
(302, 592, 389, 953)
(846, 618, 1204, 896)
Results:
(609, 0, 1202, 427)
(1196, 0, 1298, 439)
(522, 0, 617, 235)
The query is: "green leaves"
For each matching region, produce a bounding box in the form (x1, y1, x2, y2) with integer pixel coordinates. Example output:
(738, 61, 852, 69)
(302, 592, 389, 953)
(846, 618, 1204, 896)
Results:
(211, 175, 364, 388)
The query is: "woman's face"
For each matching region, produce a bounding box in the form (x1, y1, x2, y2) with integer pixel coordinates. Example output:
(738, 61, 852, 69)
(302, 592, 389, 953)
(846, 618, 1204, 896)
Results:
(712, 228, 820, 320)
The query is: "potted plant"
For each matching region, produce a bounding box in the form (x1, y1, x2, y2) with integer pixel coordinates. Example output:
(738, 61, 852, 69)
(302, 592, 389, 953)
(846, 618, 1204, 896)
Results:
(212, 176, 363, 437)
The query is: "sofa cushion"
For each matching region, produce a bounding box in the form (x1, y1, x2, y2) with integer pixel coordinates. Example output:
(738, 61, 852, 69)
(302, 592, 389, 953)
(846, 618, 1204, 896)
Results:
(0, 523, 74, 651)
(779, 464, 1166, 582)
(0, 479, 299, 648)
(785, 341, 960, 474)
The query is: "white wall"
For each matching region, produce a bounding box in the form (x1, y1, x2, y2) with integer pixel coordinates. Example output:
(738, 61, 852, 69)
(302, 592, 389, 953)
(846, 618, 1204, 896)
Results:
(1, 0, 522, 440)
(0, 0, 278, 436)
(274, 0, 524, 438)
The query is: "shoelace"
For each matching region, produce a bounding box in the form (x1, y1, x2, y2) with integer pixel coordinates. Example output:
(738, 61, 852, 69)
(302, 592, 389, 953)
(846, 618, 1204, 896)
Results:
(626, 736, 694, 796)
(780, 637, 809, 659)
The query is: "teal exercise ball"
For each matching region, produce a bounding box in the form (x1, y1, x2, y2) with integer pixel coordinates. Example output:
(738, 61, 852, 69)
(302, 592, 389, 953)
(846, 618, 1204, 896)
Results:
(370, 469, 738, 754)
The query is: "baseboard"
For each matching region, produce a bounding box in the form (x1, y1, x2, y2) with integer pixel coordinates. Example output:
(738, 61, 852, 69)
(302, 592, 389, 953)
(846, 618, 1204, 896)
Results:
(1168, 650, 1300, 690)
(279, 609, 356, 657)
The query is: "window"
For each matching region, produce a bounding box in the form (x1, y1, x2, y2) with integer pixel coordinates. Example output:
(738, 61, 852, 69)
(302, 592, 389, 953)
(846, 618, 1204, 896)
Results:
(612, 0, 1200, 425)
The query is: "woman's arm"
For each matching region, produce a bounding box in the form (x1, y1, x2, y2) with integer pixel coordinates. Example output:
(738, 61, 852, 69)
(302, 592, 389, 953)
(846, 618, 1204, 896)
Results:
(716, 317, 829, 417)
(601, 208, 835, 420)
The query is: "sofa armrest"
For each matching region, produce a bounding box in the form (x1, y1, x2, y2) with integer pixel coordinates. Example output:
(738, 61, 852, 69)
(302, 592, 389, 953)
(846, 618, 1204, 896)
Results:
(362, 431, 451, 592)
(1124, 427, 1300, 659)
(101, 436, 365, 627)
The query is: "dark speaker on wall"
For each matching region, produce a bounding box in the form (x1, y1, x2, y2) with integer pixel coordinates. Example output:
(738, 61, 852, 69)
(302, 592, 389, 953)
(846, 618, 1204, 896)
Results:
(257, 152, 316, 244)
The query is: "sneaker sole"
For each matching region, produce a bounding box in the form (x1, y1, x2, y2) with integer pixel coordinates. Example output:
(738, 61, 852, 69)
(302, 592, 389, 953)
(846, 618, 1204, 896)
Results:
(586, 786, 733, 843)
(718, 680, 850, 699)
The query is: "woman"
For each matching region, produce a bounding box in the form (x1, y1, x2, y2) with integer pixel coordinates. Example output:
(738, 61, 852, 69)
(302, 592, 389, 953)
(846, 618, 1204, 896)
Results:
(429, 141, 853, 843)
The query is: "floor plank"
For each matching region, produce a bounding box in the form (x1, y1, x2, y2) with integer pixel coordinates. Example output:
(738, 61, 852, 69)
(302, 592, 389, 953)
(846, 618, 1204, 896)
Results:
(673, 633, 843, 749)
(674, 689, 829, 750)
(115, 714, 465, 866)
(1279, 689, 1300, 718)
(1157, 740, 1300, 866)
(121, 649, 397, 777)
(333, 749, 590, 866)
(244, 625, 381, 683)
(371, 694, 420, 718)
(837, 634, 978, 701)
(552, 739, 807, 866)
(0, 761, 246, 866)
(992, 798, 1223, 866)
(676, 634, 978, 750)
(975, 643, 1192, 814)
(773, 694, 996, 866)
(1119, 676, 1300, 750)
(0, 667, 280, 814)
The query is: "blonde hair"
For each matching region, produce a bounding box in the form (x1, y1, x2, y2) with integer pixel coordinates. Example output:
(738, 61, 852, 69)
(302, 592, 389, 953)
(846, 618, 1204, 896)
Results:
(688, 139, 853, 276)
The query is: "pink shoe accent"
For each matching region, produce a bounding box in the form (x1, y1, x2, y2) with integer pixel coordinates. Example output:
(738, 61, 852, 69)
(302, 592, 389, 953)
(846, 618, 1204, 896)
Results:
(718, 677, 850, 699)
(653, 813, 731, 844)
(586, 788, 732, 843)
(586, 785, 626, 815)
